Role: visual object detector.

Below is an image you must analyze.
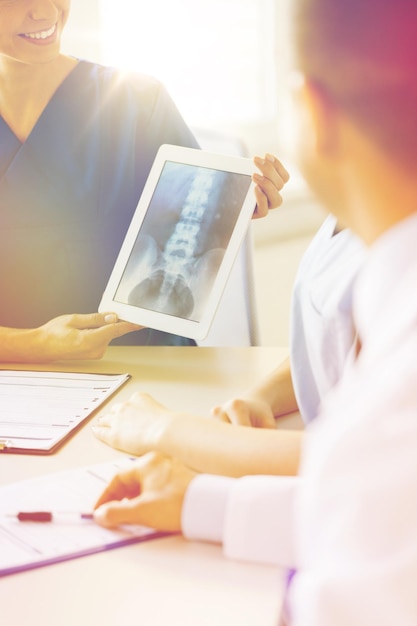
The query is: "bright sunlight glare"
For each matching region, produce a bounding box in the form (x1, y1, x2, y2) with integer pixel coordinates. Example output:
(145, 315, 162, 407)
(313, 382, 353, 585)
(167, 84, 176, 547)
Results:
(99, 0, 276, 126)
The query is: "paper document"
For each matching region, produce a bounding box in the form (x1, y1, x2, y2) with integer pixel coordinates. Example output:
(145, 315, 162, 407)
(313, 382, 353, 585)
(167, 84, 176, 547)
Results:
(0, 459, 167, 577)
(0, 370, 130, 454)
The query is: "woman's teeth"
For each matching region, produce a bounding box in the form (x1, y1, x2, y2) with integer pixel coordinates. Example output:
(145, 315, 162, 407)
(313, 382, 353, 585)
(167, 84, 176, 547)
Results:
(23, 23, 56, 40)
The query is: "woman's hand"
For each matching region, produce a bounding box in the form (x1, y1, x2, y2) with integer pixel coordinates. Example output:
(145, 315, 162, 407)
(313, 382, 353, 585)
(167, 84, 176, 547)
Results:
(35, 313, 140, 361)
(0, 313, 141, 363)
(252, 154, 290, 218)
(92, 391, 175, 456)
(93, 451, 196, 532)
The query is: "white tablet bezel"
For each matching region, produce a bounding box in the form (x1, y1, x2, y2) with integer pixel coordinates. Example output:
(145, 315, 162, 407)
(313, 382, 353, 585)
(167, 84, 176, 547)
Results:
(99, 144, 257, 341)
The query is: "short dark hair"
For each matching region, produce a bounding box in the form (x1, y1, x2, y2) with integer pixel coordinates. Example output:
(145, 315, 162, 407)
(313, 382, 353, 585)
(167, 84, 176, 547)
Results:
(293, 0, 417, 169)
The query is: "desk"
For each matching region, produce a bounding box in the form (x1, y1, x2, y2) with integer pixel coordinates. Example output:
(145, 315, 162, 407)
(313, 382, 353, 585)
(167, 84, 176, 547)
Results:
(0, 347, 293, 626)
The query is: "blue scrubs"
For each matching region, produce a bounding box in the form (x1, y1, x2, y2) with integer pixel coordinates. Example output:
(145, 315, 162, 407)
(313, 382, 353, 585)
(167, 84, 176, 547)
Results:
(0, 61, 199, 345)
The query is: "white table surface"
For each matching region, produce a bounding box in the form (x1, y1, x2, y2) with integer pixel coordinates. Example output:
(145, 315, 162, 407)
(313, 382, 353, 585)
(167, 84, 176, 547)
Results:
(0, 346, 293, 626)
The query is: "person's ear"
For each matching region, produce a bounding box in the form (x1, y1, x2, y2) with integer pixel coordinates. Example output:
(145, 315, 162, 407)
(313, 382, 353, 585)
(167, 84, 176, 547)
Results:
(300, 79, 340, 158)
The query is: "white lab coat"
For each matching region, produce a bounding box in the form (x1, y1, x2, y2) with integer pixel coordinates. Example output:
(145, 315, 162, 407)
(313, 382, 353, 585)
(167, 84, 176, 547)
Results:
(183, 213, 417, 625)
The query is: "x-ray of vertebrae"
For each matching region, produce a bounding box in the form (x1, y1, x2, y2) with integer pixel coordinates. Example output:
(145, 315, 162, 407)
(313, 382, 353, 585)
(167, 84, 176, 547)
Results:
(114, 161, 251, 321)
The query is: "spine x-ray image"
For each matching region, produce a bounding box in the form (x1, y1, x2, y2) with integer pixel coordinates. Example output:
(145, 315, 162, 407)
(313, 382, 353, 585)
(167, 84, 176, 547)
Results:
(114, 161, 251, 321)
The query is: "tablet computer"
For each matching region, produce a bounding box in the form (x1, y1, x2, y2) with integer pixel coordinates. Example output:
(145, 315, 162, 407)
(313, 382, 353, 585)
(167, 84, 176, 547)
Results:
(99, 144, 257, 341)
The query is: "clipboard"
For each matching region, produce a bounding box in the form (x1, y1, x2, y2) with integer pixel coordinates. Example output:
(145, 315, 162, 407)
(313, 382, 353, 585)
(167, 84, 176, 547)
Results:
(0, 459, 170, 577)
(0, 370, 130, 455)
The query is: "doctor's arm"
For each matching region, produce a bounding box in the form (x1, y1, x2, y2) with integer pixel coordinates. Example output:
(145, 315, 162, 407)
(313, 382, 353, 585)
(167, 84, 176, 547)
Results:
(94, 451, 300, 568)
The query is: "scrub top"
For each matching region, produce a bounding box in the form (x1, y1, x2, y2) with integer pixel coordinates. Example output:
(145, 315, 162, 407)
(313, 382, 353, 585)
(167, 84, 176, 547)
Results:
(0, 60, 199, 345)
(290, 214, 366, 423)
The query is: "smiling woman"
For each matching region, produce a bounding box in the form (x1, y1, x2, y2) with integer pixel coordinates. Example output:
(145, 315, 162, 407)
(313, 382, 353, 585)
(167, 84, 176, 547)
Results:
(0, 0, 284, 361)
(0, 0, 202, 359)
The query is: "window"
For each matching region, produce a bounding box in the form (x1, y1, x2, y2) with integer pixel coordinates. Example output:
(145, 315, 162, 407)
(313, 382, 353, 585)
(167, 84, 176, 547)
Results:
(63, 0, 302, 169)
(98, 0, 277, 130)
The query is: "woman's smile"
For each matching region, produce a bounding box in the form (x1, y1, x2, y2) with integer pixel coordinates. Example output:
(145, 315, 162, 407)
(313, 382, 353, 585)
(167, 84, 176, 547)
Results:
(19, 22, 57, 44)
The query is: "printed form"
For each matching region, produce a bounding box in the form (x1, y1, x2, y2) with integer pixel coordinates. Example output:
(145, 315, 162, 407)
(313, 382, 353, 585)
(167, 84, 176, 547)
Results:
(0, 460, 165, 577)
(0, 370, 130, 453)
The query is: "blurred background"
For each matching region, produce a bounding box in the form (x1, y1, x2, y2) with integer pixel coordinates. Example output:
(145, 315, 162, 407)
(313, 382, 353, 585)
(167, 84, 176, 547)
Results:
(62, 0, 325, 346)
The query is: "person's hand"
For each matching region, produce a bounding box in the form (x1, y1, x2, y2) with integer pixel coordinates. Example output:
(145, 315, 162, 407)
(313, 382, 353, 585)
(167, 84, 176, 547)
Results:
(211, 396, 276, 429)
(93, 451, 196, 532)
(252, 154, 290, 218)
(35, 312, 141, 361)
(92, 391, 175, 455)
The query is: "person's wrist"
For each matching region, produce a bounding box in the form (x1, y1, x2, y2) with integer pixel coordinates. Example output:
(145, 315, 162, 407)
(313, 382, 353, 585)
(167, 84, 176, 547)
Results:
(150, 410, 181, 454)
(250, 383, 287, 416)
(33, 324, 59, 362)
(21, 327, 52, 362)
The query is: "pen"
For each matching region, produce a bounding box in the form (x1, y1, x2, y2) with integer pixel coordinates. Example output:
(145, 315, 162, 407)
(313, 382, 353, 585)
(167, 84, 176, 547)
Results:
(5, 511, 94, 522)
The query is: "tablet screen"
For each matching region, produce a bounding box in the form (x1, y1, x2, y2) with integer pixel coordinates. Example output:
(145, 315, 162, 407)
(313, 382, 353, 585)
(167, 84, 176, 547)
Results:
(113, 161, 252, 323)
